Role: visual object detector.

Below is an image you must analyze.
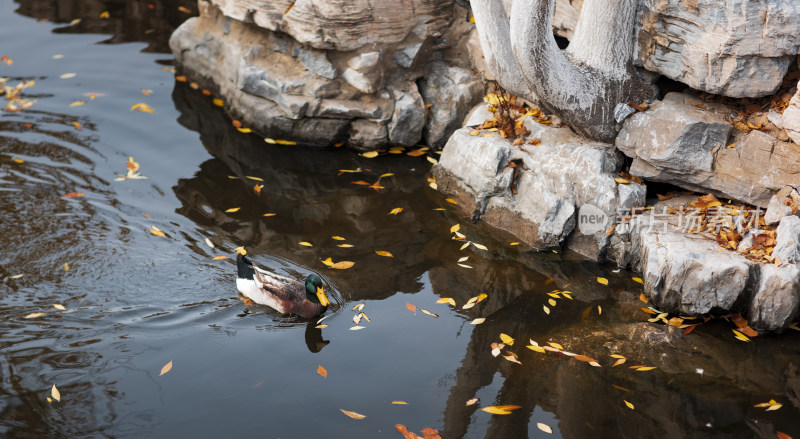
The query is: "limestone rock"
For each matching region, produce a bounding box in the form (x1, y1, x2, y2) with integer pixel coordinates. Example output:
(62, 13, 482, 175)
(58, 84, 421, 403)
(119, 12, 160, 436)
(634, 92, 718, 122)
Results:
(784, 87, 800, 145)
(420, 62, 485, 148)
(387, 86, 426, 146)
(749, 264, 800, 331)
(774, 215, 800, 265)
(347, 119, 388, 151)
(433, 117, 645, 260)
(341, 52, 383, 93)
(764, 191, 797, 226)
(636, 0, 800, 98)
(292, 45, 337, 80)
(617, 93, 800, 208)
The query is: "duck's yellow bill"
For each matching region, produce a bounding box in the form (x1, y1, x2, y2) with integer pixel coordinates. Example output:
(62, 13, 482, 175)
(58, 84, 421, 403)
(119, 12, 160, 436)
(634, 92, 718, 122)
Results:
(316, 287, 330, 307)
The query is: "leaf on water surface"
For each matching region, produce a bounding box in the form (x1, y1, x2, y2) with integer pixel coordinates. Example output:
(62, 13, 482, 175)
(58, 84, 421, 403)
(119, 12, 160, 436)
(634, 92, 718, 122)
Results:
(459, 241, 471, 251)
(352, 303, 365, 312)
(543, 305, 550, 314)
(537, 423, 553, 434)
(420, 308, 438, 318)
(444, 198, 457, 205)
(337, 243, 353, 248)
(13, 158, 24, 163)
(547, 342, 564, 350)
(351, 181, 371, 186)
(597, 277, 609, 285)
(253, 184, 263, 195)
(275, 139, 296, 145)
(52, 304, 66, 311)
(427, 156, 438, 164)
(149, 226, 166, 237)
(11, 274, 23, 279)
(70, 100, 85, 107)
(353, 313, 362, 325)
(375, 251, 394, 257)
(141, 89, 153, 95)
(263, 213, 277, 217)
(330, 261, 354, 270)
(407, 149, 426, 157)
(299, 242, 313, 247)
(317, 365, 327, 378)
(732, 329, 750, 342)
(225, 207, 240, 213)
(315, 324, 327, 329)
(72, 121, 82, 130)
(598, 305, 602, 315)
(473, 243, 489, 251)
(500, 333, 514, 346)
(776, 432, 792, 439)
(25, 312, 46, 319)
(471, 318, 486, 325)
(503, 355, 521, 365)
(60, 73, 76, 79)
(740, 326, 758, 337)
(62, 192, 85, 198)
(458, 256, 469, 263)
(159, 361, 172, 376)
(548, 298, 557, 306)
(63, 262, 70, 271)
(235, 246, 246, 255)
(527, 344, 546, 353)
(481, 405, 521, 415)
(389, 207, 403, 215)
(632, 277, 643, 284)
(212, 256, 230, 260)
(213, 99, 224, 107)
(613, 358, 627, 367)
(332, 236, 346, 241)
(457, 263, 473, 269)
(614, 178, 630, 184)
(490, 343, 504, 357)
(406, 303, 417, 313)
(509, 242, 520, 246)
(392, 401, 408, 405)
(130, 103, 155, 113)
(51, 384, 61, 402)
(361, 151, 379, 158)
(466, 398, 478, 406)
(349, 326, 365, 331)
(450, 224, 460, 234)
(624, 400, 634, 410)
(633, 366, 656, 371)
(99, 10, 110, 18)
(204, 238, 215, 249)
(436, 298, 456, 306)
(340, 409, 365, 420)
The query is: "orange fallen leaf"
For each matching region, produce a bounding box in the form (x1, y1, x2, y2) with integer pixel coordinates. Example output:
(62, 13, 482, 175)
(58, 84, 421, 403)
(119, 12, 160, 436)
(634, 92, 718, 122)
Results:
(481, 405, 521, 415)
(178, 5, 192, 13)
(375, 250, 394, 257)
(159, 360, 172, 376)
(406, 303, 417, 313)
(212, 255, 230, 260)
(130, 103, 155, 113)
(62, 192, 85, 198)
(317, 364, 327, 378)
(340, 409, 365, 420)
(391, 401, 408, 405)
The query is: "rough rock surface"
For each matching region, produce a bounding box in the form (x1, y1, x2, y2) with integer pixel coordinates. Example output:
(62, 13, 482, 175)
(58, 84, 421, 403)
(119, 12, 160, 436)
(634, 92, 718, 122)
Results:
(775, 215, 800, 265)
(608, 202, 800, 331)
(784, 87, 800, 145)
(433, 106, 646, 260)
(617, 93, 800, 208)
(635, 0, 800, 98)
(170, 0, 482, 149)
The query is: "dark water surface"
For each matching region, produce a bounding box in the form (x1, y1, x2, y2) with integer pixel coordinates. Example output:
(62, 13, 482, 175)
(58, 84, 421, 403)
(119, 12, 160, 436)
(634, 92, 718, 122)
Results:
(2, 2, 800, 438)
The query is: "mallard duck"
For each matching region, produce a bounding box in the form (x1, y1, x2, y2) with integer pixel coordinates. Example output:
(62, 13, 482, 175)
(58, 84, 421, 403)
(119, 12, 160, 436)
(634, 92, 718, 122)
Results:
(236, 253, 330, 318)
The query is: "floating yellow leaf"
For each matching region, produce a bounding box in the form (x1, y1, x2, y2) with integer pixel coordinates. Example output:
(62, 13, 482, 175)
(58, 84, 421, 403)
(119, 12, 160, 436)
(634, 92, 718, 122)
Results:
(392, 401, 408, 405)
(60, 73, 76, 79)
(317, 364, 327, 378)
(445, 198, 457, 205)
(321, 257, 334, 267)
(349, 326, 365, 330)
(548, 298, 557, 306)
(329, 261, 354, 270)
(331, 236, 346, 241)
(510, 242, 520, 246)
(537, 423, 553, 434)
(634, 366, 656, 371)
(450, 224, 460, 234)
(213, 98, 224, 107)
(204, 238, 215, 248)
(70, 100, 86, 107)
(13, 158, 24, 163)
(389, 207, 404, 215)
(263, 213, 277, 217)
(253, 184, 264, 195)
(597, 277, 609, 285)
(225, 207, 241, 213)
(51, 384, 61, 402)
(420, 308, 439, 318)
(264, 138, 276, 144)
(64, 262, 70, 271)
(543, 305, 550, 314)
(299, 242, 313, 247)
(406, 303, 417, 313)
(481, 405, 521, 415)
(613, 358, 627, 367)
(547, 342, 564, 350)
(235, 246, 247, 255)
(99, 10, 110, 18)
(361, 151, 379, 158)
(149, 226, 165, 237)
(471, 318, 486, 325)
(624, 400, 634, 410)
(337, 243, 353, 248)
(25, 312, 46, 319)
(632, 277, 643, 284)
(10, 274, 23, 279)
(527, 345, 546, 353)
(500, 333, 515, 346)
(212, 255, 230, 260)
(130, 103, 155, 113)
(72, 121, 82, 130)
(340, 409, 366, 420)
(237, 127, 252, 134)
(275, 139, 297, 145)
(436, 297, 456, 306)
(375, 250, 393, 257)
(598, 305, 602, 315)
(52, 304, 66, 311)
(159, 360, 173, 376)
(466, 398, 478, 406)
(732, 329, 750, 342)
(427, 156, 439, 164)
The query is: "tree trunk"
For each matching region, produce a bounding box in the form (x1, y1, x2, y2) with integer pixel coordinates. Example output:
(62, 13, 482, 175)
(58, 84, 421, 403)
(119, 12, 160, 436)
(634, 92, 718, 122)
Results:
(473, 0, 657, 142)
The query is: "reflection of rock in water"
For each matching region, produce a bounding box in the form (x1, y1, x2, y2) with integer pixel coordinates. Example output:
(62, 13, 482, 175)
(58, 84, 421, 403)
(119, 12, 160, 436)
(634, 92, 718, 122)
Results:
(304, 322, 329, 353)
(171, 83, 440, 301)
(14, 0, 195, 53)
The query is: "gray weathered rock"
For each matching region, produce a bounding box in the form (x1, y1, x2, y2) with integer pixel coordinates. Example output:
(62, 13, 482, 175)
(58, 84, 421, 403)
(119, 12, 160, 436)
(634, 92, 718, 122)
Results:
(636, 0, 800, 98)
(784, 87, 800, 145)
(341, 52, 383, 93)
(775, 215, 800, 265)
(347, 119, 388, 150)
(617, 93, 800, 208)
(387, 86, 426, 146)
(393, 43, 424, 69)
(765, 193, 795, 225)
(434, 114, 645, 259)
(613, 103, 637, 124)
(420, 62, 485, 148)
(749, 264, 800, 331)
(292, 45, 337, 80)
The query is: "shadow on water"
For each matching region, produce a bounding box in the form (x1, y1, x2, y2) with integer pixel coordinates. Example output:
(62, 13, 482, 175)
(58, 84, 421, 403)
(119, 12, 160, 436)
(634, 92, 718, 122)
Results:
(2, 0, 800, 437)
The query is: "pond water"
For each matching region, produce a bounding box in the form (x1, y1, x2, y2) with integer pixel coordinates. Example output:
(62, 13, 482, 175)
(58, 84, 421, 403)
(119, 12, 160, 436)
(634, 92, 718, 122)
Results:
(2, 1, 800, 438)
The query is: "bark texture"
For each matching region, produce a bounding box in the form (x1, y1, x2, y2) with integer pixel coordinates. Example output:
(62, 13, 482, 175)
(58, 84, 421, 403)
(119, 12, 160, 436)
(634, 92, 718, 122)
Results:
(472, 0, 657, 142)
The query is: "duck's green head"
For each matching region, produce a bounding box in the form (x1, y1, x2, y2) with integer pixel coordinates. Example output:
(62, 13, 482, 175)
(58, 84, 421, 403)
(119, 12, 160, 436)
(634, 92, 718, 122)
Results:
(305, 274, 330, 307)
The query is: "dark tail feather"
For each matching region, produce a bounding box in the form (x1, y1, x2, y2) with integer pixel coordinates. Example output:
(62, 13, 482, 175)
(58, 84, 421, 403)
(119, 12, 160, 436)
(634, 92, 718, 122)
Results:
(237, 253, 255, 280)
